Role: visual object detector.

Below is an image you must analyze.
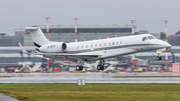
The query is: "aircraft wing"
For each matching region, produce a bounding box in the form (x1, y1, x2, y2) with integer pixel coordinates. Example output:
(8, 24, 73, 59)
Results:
(41, 48, 137, 63)
(44, 53, 100, 60)
(33, 53, 100, 63)
(19, 43, 100, 62)
(43, 53, 100, 57)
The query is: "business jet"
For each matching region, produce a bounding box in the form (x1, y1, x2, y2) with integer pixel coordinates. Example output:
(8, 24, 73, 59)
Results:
(17, 27, 171, 71)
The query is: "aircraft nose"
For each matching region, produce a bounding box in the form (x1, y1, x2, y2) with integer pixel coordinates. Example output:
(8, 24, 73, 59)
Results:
(166, 42, 171, 48)
(161, 40, 171, 48)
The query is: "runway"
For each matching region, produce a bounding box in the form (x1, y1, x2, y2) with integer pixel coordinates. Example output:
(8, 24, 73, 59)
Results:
(0, 93, 18, 101)
(1, 72, 180, 84)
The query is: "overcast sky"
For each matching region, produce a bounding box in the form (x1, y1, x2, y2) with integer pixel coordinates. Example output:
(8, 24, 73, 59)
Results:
(0, 0, 180, 35)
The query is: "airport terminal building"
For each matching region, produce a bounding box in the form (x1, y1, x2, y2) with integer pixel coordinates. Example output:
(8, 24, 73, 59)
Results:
(24, 25, 133, 45)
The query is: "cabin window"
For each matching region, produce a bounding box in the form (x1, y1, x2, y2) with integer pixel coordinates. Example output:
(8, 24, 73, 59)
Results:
(91, 44, 93, 48)
(142, 37, 147, 41)
(109, 42, 111, 46)
(77, 46, 79, 49)
(104, 43, 106, 46)
(112, 42, 115, 45)
(100, 43, 102, 47)
(116, 41, 118, 45)
(120, 41, 122, 44)
(95, 44, 97, 47)
(86, 45, 88, 48)
(147, 36, 156, 40)
(81, 46, 83, 49)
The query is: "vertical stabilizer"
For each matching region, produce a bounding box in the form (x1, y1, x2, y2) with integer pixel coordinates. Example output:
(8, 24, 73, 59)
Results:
(25, 27, 51, 47)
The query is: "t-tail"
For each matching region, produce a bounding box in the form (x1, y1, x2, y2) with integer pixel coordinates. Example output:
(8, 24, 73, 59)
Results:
(24, 27, 51, 48)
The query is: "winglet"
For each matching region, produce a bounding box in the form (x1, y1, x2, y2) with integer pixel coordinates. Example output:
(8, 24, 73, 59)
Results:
(18, 43, 28, 54)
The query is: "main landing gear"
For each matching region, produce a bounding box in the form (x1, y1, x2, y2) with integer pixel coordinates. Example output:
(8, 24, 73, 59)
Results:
(97, 59, 105, 70)
(75, 58, 105, 71)
(76, 58, 84, 71)
(76, 65, 83, 71)
(156, 48, 169, 60)
(97, 65, 104, 70)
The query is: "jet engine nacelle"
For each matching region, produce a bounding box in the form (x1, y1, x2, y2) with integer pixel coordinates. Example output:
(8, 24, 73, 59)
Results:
(39, 42, 67, 53)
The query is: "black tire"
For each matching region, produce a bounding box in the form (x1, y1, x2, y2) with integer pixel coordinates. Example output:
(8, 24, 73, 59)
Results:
(100, 65, 104, 70)
(156, 56, 159, 60)
(97, 65, 101, 70)
(156, 56, 162, 60)
(76, 65, 80, 71)
(80, 65, 83, 70)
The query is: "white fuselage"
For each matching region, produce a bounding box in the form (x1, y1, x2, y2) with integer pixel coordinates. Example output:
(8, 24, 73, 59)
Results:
(17, 27, 171, 69)
(39, 34, 171, 59)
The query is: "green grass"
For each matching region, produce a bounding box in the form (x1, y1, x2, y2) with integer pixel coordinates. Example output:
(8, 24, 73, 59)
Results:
(0, 83, 180, 101)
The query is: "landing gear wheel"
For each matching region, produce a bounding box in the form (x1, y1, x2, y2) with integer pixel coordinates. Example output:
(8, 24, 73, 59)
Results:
(97, 65, 101, 70)
(156, 56, 162, 60)
(97, 65, 104, 70)
(76, 65, 83, 71)
(80, 65, 83, 70)
(76, 66, 80, 71)
(100, 65, 104, 70)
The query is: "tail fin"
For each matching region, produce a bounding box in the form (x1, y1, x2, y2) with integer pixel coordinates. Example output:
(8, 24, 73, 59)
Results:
(11, 27, 51, 47)
(25, 27, 51, 47)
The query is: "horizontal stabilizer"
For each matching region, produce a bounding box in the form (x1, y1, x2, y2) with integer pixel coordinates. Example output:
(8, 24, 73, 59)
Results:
(18, 43, 28, 54)
(9, 27, 39, 30)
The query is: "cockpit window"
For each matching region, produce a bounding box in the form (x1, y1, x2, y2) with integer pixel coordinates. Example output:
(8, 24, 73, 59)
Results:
(147, 36, 156, 40)
(142, 37, 147, 41)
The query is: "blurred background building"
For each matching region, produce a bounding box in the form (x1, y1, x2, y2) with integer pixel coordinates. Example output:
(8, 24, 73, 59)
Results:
(24, 25, 133, 45)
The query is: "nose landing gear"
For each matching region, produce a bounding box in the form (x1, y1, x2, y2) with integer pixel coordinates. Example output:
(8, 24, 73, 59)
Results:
(156, 48, 169, 60)
(156, 56, 162, 60)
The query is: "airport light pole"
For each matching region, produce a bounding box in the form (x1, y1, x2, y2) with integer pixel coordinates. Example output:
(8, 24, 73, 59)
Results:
(131, 20, 136, 71)
(164, 20, 168, 42)
(45, 17, 50, 39)
(45, 17, 51, 69)
(131, 20, 135, 35)
(74, 18, 78, 42)
(164, 20, 169, 72)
